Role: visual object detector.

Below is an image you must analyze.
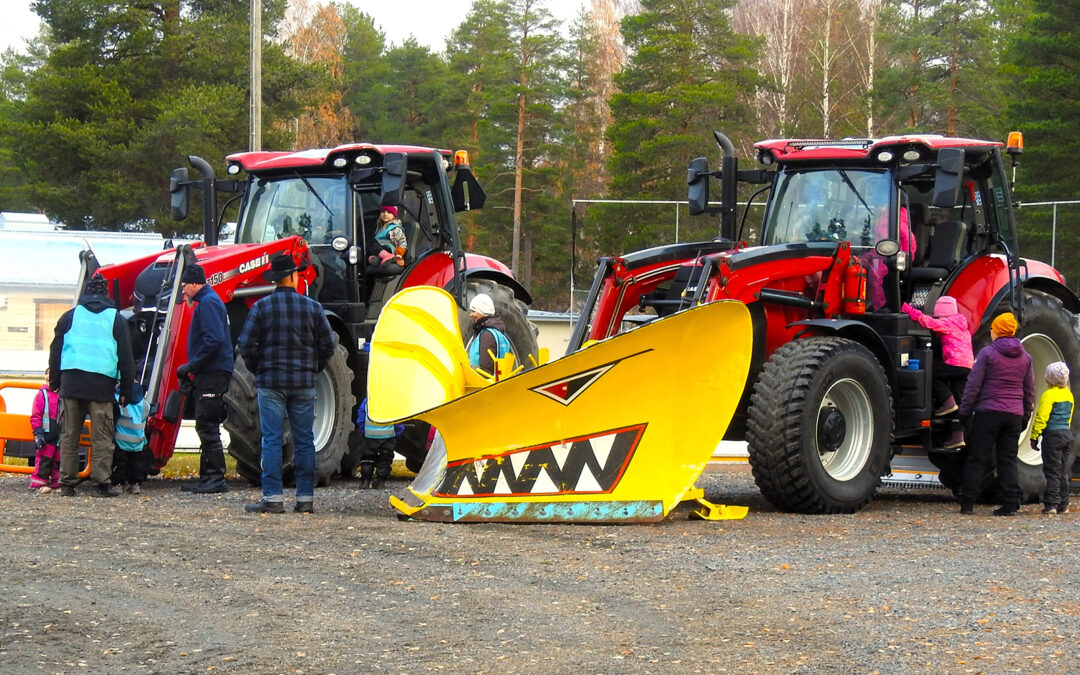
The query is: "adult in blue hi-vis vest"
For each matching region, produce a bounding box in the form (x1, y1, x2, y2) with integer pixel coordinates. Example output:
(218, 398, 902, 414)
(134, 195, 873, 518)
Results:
(48, 274, 135, 498)
(466, 293, 512, 377)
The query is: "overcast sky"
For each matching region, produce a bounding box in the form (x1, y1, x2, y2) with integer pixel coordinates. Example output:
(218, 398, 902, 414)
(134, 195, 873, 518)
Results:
(0, 1, 588, 54)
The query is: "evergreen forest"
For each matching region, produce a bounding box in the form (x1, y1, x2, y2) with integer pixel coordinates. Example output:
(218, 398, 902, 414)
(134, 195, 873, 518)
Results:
(2, 0, 1079, 309)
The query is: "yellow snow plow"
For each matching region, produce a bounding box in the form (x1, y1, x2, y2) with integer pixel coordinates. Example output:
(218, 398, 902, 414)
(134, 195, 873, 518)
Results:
(369, 287, 752, 523)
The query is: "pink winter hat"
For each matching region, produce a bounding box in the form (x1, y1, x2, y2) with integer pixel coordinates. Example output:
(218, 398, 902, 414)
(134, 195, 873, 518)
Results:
(933, 296, 958, 317)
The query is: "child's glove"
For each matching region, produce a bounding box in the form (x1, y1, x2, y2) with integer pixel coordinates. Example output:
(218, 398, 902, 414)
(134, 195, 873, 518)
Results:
(1030, 437, 1040, 450)
(34, 433, 45, 449)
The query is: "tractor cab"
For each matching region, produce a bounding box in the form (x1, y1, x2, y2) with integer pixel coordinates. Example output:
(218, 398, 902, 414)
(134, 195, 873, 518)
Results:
(167, 143, 492, 345)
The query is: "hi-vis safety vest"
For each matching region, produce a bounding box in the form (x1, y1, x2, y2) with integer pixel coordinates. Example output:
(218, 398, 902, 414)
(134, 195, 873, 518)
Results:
(115, 395, 149, 452)
(467, 327, 512, 369)
(60, 305, 119, 378)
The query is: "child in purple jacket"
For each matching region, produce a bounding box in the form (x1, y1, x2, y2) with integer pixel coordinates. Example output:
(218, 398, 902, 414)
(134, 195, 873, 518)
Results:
(957, 313, 1035, 516)
(902, 296, 974, 449)
(28, 369, 61, 493)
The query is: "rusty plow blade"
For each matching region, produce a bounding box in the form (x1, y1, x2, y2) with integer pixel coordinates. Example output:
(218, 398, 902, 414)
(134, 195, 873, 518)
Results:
(369, 287, 753, 523)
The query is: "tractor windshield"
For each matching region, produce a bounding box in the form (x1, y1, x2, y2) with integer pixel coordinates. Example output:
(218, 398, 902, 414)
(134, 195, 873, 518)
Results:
(763, 169, 892, 248)
(237, 175, 349, 246)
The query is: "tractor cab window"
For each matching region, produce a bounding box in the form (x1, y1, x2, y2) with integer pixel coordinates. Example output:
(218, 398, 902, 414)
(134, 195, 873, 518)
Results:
(986, 155, 1018, 255)
(357, 177, 444, 263)
(763, 169, 893, 248)
(237, 175, 348, 246)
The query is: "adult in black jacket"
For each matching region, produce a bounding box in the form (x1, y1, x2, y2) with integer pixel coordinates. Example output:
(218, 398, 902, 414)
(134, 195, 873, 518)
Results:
(49, 274, 135, 498)
(176, 263, 235, 494)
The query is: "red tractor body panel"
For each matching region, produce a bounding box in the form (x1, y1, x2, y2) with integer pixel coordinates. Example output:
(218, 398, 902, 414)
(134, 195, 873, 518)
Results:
(756, 135, 1002, 162)
(228, 145, 452, 171)
(403, 251, 515, 290)
(946, 255, 1067, 330)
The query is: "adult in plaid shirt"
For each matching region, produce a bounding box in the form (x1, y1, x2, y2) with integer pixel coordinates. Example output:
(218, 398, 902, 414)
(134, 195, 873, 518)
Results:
(237, 252, 336, 514)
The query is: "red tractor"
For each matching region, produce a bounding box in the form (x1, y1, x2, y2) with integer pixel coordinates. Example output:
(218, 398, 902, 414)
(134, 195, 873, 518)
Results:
(87, 144, 537, 484)
(570, 131, 1080, 513)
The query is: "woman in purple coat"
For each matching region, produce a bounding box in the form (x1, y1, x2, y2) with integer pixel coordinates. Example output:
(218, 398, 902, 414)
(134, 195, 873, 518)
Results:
(956, 313, 1035, 516)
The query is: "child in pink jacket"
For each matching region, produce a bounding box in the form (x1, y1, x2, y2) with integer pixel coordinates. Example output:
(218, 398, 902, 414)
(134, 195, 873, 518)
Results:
(29, 369, 61, 492)
(902, 295, 974, 448)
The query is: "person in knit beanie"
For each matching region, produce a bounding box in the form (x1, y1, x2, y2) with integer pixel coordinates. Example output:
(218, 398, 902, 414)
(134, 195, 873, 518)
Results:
(901, 295, 973, 449)
(956, 312, 1034, 516)
(1031, 361, 1074, 515)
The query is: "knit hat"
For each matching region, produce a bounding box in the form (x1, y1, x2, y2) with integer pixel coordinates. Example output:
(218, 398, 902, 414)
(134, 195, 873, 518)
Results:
(991, 312, 1018, 337)
(85, 274, 108, 296)
(932, 296, 958, 317)
(382, 206, 398, 218)
(180, 264, 207, 285)
(469, 293, 495, 317)
(1045, 361, 1070, 388)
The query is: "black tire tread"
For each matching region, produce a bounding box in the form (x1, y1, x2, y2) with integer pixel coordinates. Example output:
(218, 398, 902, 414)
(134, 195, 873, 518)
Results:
(746, 336, 893, 514)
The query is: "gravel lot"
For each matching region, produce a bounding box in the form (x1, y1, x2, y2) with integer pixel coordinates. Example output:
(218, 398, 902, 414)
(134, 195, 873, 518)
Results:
(1, 467, 1077, 673)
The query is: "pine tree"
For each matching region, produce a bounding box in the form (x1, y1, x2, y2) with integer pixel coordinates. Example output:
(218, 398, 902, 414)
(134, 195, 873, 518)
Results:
(1005, 0, 1080, 289)
(605, 0, 760, 252)
(0, 0, 318, 231)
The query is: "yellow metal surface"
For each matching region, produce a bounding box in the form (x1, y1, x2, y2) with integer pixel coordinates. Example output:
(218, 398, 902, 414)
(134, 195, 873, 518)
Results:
(689, 497, 750, 521)
(369, 288, 754, 522)
(367, 286, 488, 422)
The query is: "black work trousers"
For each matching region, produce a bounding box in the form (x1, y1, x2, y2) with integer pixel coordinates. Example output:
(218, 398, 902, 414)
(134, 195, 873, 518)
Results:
(1040, 429, 1073, 507)
(193, 371, 230, 481)
(961, 410, 1023, 508)
(934, 362, 971, 434)
(361, 436, 396, 479)
(932, 362, 970, 406)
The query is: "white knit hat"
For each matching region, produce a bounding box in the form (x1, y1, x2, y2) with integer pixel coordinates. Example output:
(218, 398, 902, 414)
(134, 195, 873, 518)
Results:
(1045, 361, 1070, 388)
(468, 293, 495, 316)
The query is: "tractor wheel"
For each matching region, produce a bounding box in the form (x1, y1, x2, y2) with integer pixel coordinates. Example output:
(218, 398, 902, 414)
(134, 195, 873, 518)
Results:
(746, 337, 893, 513)
(391, 279, 539, 473)
(225, 343, 355, 487)
(933, 290, 1080, 502)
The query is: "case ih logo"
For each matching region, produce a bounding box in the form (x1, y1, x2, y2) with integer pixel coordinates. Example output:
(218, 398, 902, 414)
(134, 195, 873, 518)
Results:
(238, 253, 270, 275)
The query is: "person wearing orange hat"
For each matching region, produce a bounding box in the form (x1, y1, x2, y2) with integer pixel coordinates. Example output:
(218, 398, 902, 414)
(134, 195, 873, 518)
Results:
(956, 312, 1035, 516)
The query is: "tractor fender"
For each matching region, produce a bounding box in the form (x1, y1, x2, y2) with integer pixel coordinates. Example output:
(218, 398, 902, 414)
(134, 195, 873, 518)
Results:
(965, 275, 1080, 329)
(788, 318, 896, 390)
(945, 254, 1077, 329)
(405, 251, 532, 304)
(451, 268, 532, 305)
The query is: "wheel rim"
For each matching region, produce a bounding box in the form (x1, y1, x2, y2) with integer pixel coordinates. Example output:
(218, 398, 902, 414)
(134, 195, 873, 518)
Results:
(312, 368, 336, 454)
(815, 378, 873, 481)
(1019, 332, 1063, 467)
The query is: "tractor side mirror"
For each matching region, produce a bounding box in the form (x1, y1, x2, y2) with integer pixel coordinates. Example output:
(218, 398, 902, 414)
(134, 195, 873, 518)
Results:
(380, 153, 407, 208)
(451, 164, 487, 212)
(688, 157, 711, 216)
(169, 167, 190, 221)
(931, 148, 964, 207)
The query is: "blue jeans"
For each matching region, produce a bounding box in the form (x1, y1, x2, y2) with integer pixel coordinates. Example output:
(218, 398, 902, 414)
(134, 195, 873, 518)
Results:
(257, 388, 316, 503)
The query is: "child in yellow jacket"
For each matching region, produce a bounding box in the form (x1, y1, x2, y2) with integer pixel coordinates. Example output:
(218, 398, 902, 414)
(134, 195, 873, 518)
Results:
(1031, 361, 1074, 515)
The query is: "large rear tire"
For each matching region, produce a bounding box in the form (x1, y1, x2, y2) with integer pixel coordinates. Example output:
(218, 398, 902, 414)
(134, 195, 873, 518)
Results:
(391, 278, 539, 473)
(746, 337, 893, 513)
(225, 343, 355, 487)
(932, 290, 1080, 502)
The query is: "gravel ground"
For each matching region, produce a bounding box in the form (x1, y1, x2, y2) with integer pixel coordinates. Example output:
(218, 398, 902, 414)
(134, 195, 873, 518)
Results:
(1, 467, 1078, 674)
